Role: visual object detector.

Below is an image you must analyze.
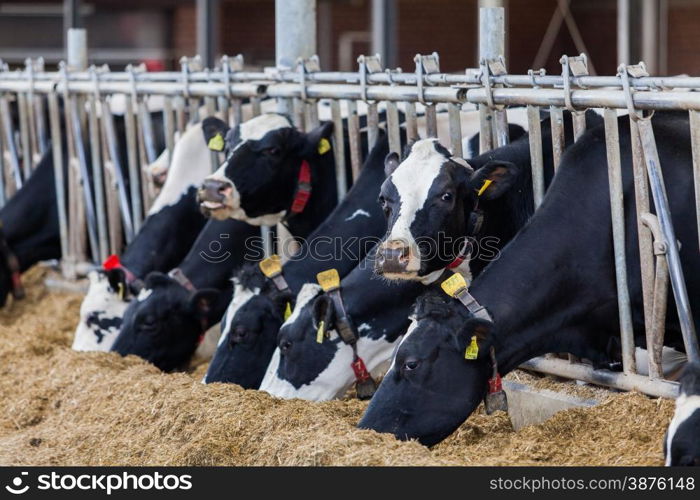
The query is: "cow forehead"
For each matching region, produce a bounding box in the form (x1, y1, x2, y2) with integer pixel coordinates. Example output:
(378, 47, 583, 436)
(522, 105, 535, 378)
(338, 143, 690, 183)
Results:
(390, 140, 453, 201)
(284, 283, 322, 327)
(239, 113, 292, 142)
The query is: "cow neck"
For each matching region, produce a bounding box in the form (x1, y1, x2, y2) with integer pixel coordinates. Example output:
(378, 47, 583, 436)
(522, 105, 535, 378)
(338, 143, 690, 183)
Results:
(282, 151, 338, 239)
(0, 223, 24, 300)
(469, 176, 614, 374)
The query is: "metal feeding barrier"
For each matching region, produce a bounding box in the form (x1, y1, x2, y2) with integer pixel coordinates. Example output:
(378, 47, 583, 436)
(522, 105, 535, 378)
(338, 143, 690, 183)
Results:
(0, 20, 697, 398)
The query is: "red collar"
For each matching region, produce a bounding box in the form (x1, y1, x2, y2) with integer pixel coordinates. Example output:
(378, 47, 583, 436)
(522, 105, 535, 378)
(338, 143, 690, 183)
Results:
(447, 255, 466, 269)
(290, 160, 312, 214)
(102, 254, 137, 284)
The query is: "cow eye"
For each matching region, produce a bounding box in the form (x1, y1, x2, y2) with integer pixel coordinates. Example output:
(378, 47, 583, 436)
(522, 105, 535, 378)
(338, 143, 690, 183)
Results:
(379, 196, 391, 216)
(441, 192, 453, 202)
(141, 315, 157, 330)
(263, 147, 280, 156)
(402, 359, 420, 371)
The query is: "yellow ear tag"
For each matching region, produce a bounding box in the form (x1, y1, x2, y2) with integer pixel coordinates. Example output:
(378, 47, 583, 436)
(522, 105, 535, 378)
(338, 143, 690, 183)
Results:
(477, 179, 493, 197)
(440, 272, 468, 297)
(259, 254, 283, 278)
(316, 320, 326, 343)
(284, 301, 292, 321)
(464, 335, 479, 360)
(208, 133, 224, 152)
(117, 282, 125, 300)
(317, 137, 331, 155)
(316, 269, 340, 292)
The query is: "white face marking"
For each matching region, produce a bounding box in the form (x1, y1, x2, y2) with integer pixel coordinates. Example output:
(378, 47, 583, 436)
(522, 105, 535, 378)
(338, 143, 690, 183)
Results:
(261, 332, 396, 402)
(357, 323, 371, 332)
(72, 271, 129, 352)
(137, 288, 153, 302)
(665, 394, 700, 465)
(384, 140, 454, 272)
(203, 113, 292, 225)
(149, 122, 212, 215)
(282, 283, 322, 327)
(216, 280, 260, 348)
(387, 316, 418, 374)
(345, 209, 371, 222)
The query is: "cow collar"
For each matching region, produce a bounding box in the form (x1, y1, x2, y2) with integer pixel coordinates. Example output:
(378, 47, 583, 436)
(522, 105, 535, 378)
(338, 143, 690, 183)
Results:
(0, 223, 25, 301)
(103, 254, 137, 284)
(168, 267, 209, 342)
(316, 269, 377, 400)
(286, 159, 312, 218)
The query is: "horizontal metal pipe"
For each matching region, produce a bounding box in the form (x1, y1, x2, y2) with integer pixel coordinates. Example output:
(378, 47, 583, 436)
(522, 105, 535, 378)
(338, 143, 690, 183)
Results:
(267, 83, 467, 103)
(520, 357, 679, 399)
(468, 87, 700, 111)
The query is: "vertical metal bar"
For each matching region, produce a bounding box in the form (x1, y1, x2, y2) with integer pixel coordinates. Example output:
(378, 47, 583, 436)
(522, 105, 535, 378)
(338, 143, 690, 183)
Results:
(330, 100, 347, 202)
(493, 108, 509, 147)
(0, 123, 5, 206)
(641, 213, 667, 379)
(275, 0, 317, 69)
(478, 105, 493, 154)
(69, 96, 98, 263)
(386, 100, 401, 156)
(366, 101, 379, 153)
(250, 97, 262, 117)
(0, 96, 23, 189)
(630, 117, 655, 368)
(425, 104, 438, 139)
(88, 93, 108, 262)
(138, 97, 158, 164)
(292, 98, 305, 131)
(603, 108, 636, 374)
(641, 0, 659, 75)
(617, 0, 630, 65)
(479, 2, 505, 63)
(306, 99, 320, 130)
(17, 92, 32, 178)
(48, 92, 69, 270)
(690, 110, 700, 254)
(174, 96, 186, 135)
(572, 112, 587, 141)
(549, 106, 565, 170)
(448, 103, 463, 157)
(230, 99, 243, 127)
(527, 105, 545, 208)
(34, 94, 49, 156)
(204, 96, 217, 118)
(346, 100, 362, 181)
(196, 0, 219, 69)
(404, 102, 418, 143)
(637, 117, 699, 362)
(101, 99, 134, 242)
(162, 98, 175, 168)
(123, 96, 143, 235)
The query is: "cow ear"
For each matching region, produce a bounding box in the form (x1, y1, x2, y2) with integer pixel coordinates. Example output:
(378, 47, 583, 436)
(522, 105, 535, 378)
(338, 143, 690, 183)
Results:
(300, 121, 334, 158)
(271, 290, 295, 321)
(384, 152, 400, 177)
(311, 294, 335, 332)
(201, 117, 230, 152)
(104, 268, 127, 296)
(189, 289, 221, 321)
(453, 317, 493, 360)
(144, 271, 171, 289)
(467, 160, 520, 200)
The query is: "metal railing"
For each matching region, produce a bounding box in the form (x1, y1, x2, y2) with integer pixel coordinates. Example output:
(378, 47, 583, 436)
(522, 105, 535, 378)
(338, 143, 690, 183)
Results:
(0, 42, 697, 398)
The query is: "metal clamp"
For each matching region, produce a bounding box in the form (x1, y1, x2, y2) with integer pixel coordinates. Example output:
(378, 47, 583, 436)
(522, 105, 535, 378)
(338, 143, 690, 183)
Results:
(179, 55, 202, 99)
(414, 52, 440, 105)
(479, 56, 507, 109)
(560, 54, 588, 113)
(126, 63, 146, 107)
(527, 68, 546, 89)
(357, 54, 383, 102)
(296, 55, 320, 101)
(618, 62, 650, 121)
(220, 54, 243, 99)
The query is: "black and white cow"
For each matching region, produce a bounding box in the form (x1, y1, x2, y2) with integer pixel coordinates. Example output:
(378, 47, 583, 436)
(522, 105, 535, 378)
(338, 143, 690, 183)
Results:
(73, 123, 212, 351)
(197, 113, 342, 237)
(110, 217, 258, 372)
(665, 362, 700, 466)
(112, 113, 361, 371)
(375, 110, 602, 283)
(359, 111, 700, 446)
(204, 131, 394, 385)
(0, 149, 61, 307)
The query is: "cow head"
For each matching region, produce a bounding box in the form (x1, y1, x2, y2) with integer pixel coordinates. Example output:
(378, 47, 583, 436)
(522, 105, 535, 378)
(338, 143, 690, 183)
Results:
(259, 284, 396, 401)
(376, 139, 519, 283)
(197, 113, 333, 225)
(204, 265, 294, 387)
(72, 270, 131, 351)
(111, 272, 220, 372)
(665, 362, 700, 466)
(358, 290, 493, 446)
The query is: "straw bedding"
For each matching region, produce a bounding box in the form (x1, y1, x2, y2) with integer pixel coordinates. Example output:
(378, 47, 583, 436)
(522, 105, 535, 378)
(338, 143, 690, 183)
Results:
(0, 266, 674, 466)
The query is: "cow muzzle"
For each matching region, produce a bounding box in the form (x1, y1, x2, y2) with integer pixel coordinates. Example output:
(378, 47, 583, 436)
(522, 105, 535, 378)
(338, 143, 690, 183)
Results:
(197, 178, 235, 219)
(375, 240, 420, 277)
